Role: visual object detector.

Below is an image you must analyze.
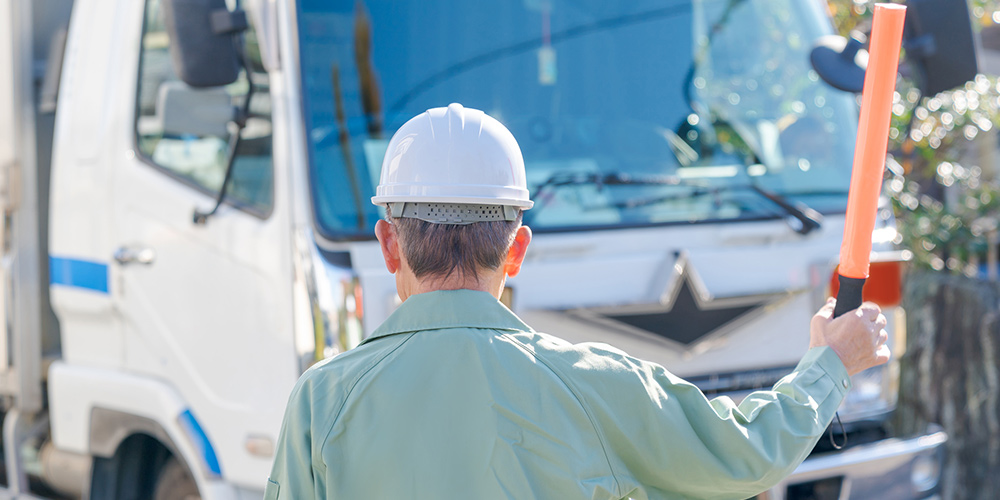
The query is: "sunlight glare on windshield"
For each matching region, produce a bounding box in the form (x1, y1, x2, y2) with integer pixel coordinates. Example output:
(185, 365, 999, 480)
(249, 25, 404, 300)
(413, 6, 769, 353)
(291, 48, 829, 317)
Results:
(297, 0, 857, 238)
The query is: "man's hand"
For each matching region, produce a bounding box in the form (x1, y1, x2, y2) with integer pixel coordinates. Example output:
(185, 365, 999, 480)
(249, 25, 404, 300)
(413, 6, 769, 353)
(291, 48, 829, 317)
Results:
(810, 298, 891, 376)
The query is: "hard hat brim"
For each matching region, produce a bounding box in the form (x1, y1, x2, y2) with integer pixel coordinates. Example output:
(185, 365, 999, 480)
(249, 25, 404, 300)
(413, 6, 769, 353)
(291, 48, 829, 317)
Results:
(371, 194, 533, 210)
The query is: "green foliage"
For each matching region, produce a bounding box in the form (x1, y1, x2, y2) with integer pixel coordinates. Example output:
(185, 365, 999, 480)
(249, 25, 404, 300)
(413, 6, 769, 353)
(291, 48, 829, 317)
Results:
(828, 0, 1000, 276)
(886, 160, 1000, 274)
(830, 0, 1000, 32)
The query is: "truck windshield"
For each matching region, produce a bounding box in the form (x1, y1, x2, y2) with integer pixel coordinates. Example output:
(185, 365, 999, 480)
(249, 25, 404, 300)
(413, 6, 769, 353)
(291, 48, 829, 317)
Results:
(297, 0, 857, 239)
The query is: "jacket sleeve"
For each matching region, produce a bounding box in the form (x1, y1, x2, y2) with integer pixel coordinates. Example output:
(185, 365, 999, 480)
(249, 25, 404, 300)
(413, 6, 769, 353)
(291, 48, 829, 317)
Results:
(562, 344, 851, 500)
(266, 371, 327, 499)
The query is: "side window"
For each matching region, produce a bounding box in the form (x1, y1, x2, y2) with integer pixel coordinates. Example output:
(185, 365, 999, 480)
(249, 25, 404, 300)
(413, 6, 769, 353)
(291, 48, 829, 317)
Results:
(135, 0, 273, 215)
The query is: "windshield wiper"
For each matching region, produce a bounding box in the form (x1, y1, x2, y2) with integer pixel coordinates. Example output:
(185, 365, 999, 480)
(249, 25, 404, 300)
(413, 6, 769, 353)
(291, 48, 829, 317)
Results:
(526, 172, 687, 224)
(744, 184, 823, 235)
(532, 172, 685, 193)
(614, 181, 823, 235)
(528, 171, 823, 235)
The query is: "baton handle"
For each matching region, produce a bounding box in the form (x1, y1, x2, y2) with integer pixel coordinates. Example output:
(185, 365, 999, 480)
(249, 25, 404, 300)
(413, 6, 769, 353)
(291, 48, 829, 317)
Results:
(833, 275, 866, 318)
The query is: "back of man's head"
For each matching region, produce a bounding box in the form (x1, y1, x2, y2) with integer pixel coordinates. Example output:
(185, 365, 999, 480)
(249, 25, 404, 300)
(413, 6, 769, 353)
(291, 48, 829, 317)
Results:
(387, 205, 522, 281)
(372, 104, 533, 284)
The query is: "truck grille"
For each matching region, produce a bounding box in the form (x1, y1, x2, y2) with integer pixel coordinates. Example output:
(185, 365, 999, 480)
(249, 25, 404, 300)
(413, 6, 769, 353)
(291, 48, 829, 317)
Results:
(602, 279, 763, 346)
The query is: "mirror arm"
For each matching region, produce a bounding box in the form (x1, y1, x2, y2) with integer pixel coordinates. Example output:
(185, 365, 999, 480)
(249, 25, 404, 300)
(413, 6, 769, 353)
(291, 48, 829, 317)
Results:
(193, 32, 254, 225)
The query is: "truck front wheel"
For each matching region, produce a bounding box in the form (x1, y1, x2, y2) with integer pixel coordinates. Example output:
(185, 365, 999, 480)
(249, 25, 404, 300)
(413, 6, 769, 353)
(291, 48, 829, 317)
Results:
(153, 458, 201, 500)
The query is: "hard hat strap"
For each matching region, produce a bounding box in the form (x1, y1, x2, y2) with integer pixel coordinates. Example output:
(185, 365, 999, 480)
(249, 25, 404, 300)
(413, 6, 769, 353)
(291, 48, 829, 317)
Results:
(388, 202, 519, 224)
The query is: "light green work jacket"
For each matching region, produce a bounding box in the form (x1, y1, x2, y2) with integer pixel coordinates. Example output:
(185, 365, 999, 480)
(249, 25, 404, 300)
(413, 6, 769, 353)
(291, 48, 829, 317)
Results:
(266, 290, 851, 499)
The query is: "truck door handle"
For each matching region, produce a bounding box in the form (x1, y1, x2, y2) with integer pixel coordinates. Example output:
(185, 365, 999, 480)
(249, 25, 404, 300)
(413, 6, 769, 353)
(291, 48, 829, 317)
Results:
(113, 247, 156, 266)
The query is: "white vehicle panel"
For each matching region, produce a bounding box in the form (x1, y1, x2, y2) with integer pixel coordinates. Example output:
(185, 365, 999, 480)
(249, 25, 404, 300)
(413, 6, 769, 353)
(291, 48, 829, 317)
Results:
(48, 362, 247, 500)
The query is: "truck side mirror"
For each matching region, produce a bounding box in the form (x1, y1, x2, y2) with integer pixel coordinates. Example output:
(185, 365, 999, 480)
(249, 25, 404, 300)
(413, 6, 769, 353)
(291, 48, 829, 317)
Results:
(811, 0, 977, 97)
(161, 0, 249, 88)
(904, 0, 978, 96)
(810, 32, 868, 94)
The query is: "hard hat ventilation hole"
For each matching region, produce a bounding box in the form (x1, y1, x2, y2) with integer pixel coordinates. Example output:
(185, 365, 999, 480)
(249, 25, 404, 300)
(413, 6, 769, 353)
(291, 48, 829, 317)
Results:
(389, 202, 519, 224)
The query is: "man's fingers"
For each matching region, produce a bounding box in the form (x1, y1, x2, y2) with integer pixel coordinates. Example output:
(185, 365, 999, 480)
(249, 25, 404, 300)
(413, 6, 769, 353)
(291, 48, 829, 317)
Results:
(815, 297, 836, 320)
(814, 298, 893, 374)
(859, 302, 881, 322)
(875, 313, 887, 330)
(874, 343, 891, 365)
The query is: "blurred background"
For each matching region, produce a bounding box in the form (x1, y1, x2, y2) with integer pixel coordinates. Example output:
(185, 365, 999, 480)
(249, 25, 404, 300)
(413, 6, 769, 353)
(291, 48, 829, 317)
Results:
(3, 0, 1000, 498)
(831, 2, 1000, 497)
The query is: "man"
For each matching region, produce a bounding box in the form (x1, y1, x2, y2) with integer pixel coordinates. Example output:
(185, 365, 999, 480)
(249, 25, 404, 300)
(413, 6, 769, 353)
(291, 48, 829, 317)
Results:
(266, 104, 889, 499)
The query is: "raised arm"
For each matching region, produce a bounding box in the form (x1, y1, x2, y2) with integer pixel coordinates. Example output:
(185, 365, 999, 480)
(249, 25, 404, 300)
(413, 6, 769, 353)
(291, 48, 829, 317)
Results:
(564, 299, 888, 499)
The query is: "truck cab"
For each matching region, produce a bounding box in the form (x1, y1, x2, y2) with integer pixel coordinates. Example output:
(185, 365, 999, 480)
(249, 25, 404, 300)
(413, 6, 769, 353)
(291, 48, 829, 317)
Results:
(1, 0, 956, 498)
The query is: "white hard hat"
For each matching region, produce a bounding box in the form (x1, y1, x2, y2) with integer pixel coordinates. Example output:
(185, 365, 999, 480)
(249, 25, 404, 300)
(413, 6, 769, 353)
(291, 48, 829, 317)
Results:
(372, 103, 533, 223)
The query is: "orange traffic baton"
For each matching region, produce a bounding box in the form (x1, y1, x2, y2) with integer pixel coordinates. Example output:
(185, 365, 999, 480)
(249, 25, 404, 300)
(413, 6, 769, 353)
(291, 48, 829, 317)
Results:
(834, 3, 907, 318)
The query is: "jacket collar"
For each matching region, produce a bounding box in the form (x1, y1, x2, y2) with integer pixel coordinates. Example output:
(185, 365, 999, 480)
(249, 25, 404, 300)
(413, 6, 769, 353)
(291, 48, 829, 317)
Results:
(362, 289, 533, 344)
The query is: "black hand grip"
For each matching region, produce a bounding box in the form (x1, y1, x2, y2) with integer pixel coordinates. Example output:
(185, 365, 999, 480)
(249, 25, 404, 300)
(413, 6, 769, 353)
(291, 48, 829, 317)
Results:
(833, 274, 866, 318)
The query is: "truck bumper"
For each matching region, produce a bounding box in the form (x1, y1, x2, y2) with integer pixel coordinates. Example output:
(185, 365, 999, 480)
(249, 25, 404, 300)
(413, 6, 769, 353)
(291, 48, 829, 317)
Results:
(766, 429, 947, 499)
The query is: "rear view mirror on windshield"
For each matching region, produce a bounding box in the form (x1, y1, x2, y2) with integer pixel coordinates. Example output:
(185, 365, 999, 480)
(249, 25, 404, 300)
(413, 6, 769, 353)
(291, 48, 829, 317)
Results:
(161, 0, 247, 88)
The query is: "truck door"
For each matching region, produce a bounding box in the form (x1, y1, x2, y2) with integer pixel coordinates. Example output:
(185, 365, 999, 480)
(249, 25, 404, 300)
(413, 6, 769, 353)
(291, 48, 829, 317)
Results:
(110, 0, 296, 482)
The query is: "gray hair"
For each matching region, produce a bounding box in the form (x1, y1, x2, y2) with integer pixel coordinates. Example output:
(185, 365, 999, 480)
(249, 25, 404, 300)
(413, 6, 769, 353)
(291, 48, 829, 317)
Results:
(386, 204, 523, 281)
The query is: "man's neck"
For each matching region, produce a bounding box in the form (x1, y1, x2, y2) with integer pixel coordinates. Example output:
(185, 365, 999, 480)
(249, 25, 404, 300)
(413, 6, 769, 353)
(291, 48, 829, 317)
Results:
(398, 270, 506, 302)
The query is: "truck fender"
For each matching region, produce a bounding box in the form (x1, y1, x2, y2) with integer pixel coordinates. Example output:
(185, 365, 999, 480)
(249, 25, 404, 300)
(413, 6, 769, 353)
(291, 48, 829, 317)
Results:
(48, 361, 222, 493)
(89, 407, 181, 460)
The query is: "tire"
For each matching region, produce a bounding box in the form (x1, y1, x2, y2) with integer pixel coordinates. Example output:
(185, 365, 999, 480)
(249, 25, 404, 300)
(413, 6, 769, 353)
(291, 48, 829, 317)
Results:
(153, 458, 201, 500)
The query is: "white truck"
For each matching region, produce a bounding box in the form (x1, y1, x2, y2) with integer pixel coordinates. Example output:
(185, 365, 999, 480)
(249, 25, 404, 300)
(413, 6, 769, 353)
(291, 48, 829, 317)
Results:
(0, 0, 970, 498)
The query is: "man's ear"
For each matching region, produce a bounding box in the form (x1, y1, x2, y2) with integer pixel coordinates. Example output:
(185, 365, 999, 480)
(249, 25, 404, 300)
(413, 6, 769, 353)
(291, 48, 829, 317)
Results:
(375, 219, 401, 274)
(503, 225, 532, 278)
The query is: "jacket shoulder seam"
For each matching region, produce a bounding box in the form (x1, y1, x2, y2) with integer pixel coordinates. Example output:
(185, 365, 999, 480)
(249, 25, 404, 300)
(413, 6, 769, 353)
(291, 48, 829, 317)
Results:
(499, 332, 624, 497)
(314, 333, 419, 466)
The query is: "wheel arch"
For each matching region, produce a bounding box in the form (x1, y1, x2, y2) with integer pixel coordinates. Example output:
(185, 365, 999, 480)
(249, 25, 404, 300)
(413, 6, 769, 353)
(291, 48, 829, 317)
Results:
(89, 409, 204, 499)
(49, 362, 222, 496)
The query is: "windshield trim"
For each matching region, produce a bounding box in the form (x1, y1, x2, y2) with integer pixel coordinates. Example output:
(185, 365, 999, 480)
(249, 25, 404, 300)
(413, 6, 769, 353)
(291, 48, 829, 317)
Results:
(290, 0, 376, 243)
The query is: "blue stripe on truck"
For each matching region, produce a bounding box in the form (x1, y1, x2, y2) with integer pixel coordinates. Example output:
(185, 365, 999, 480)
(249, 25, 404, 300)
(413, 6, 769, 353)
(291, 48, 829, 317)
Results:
(49, 256, 109, 294)
(178, 408, 223, 477)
